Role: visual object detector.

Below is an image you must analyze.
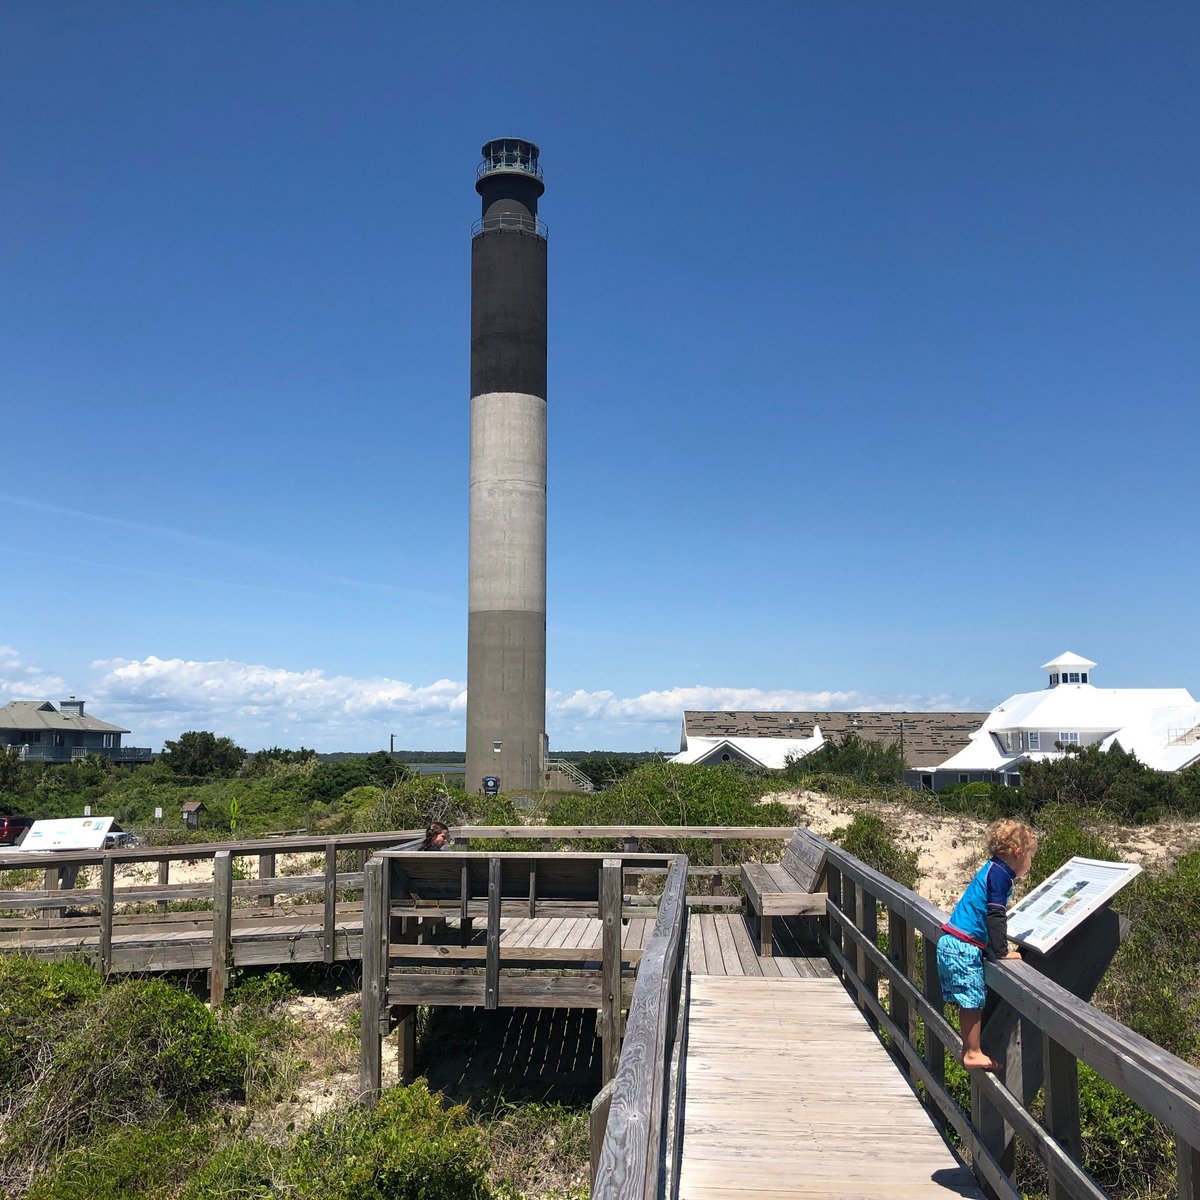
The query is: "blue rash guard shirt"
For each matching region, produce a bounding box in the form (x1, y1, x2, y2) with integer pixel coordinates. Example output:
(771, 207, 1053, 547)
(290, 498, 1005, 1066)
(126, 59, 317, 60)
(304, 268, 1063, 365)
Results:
(947, 856, 1016, 957)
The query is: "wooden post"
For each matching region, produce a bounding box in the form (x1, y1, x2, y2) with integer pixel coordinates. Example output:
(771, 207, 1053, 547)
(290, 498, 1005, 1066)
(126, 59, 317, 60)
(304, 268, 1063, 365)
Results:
(600, 858, 623, 1084)
(396, 1004, 417, 1086)
(979, 905, 1126, 1173)
(826, 863, 843, 974)
(210, 850, 233, 1006)
(922, 932, 946, 1121)
(323, 843, 338, 964)
(590, 1078, 616, 1186)
(460, 858, 473, 947)
(859, 883, 878, 1031)
(157, 857, 170, 914)
(1043, 1033, 1081, 1200)
(484, 857, 501, 1011)
(258, 852, 276, 909)
(39, 865, 62, 920)
(529, 856, 538, 918)
(1178, 1139, 1200, 1200)
(842, 871, 858, 991)
(99, 855, 115, 976)
(888, 909, 911, 1062)
(710, 838, 723, 895)
(359, 856, 387, 1102)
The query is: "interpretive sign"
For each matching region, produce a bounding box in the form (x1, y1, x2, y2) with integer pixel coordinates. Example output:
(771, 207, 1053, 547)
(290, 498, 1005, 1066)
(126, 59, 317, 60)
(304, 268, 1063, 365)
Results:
(1007, 856, 1142, 954)
(17, 816, 117, 853)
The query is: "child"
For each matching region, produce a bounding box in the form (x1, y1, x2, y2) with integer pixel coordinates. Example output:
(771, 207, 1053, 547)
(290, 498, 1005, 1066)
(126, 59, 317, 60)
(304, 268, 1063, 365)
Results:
(937, 819, 1038, 1070)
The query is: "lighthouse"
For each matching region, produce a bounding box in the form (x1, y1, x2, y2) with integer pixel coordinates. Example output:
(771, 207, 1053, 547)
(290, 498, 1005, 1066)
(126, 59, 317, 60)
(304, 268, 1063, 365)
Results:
(465, 138, 548, 794)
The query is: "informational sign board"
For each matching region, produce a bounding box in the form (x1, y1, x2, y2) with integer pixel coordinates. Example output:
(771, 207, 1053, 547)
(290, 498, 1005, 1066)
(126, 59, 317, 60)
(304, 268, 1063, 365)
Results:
(17, 816, 117, 853)
(1007, 856, 1142, 954)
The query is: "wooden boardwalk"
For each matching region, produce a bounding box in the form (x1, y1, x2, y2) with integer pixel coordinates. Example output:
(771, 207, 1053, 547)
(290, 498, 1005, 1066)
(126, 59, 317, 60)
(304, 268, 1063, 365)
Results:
(678, 974, 981, 1200)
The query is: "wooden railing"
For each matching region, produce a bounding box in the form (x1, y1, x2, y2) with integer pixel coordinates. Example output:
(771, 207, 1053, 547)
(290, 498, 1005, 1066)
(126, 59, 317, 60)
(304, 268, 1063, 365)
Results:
(592, 854, 690, 1200)
(0, 826, 791, 999)
(815, 833, 1200, 1200)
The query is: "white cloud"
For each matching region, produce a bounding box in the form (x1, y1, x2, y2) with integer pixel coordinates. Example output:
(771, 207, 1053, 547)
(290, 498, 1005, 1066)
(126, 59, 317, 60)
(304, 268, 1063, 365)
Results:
(0, 646, 67, 701)
(1, 648, 977, 752)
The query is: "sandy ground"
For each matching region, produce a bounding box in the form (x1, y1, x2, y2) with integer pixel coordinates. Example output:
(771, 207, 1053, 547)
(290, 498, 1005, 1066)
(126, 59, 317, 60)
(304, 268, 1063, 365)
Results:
(107, 851, 322, 891)
(766, 788, 1200, 911)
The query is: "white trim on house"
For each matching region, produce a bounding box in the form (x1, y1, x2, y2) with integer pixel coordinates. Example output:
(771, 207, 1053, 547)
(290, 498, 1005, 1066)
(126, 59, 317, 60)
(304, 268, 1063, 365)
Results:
(931, 652, 1200, 787)
(671, 732, 824, 770)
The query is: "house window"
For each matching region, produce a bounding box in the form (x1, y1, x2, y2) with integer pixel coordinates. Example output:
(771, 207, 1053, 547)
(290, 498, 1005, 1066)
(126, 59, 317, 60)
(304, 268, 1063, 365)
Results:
(920, 774, 933, 791)
(103, 733, 116, 748)
(959, 773, 969, 784)
(1049, 673, 1059, 686)
(492, 741, 502, 753)
(1003, 731, 1014, 752)
(1065, 671, 1081, 684)
(1006, 773, 1022, 787)
(1081, 673, 1088, 683)
(1060, 732, 1080, 746)
(22, 731, 42, 743)
(1027, 731, 1041, 751)
(53, 733, 64, 746)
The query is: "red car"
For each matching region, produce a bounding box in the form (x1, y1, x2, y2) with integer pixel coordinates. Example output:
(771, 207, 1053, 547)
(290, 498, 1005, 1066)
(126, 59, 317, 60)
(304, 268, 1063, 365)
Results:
(0, 815, 34, 845)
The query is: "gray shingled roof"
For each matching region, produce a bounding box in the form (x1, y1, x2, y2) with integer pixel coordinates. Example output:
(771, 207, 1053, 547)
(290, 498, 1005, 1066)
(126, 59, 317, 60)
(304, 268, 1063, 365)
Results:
(681, 710, 988, 768)
(0, 700, 129, 735)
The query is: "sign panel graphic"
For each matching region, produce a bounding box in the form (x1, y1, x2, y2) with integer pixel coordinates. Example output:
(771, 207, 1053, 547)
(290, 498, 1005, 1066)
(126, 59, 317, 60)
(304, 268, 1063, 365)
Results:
(1007, 856, 1142, 954)
(17, 816, 117, 853)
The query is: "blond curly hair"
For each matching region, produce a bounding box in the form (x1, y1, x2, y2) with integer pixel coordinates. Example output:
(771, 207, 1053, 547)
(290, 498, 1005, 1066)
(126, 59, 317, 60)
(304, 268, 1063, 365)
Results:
(986, 818, 1038, 860)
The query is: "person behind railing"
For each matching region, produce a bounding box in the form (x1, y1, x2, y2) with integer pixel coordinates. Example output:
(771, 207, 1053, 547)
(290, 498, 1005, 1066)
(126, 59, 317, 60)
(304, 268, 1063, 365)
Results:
(936, 819, 1038, 1071)
(392, 821, 450, 852)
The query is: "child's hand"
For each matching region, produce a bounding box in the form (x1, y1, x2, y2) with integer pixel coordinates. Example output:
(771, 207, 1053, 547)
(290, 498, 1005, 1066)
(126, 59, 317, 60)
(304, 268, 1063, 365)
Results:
(1004, 950, 1024, 960)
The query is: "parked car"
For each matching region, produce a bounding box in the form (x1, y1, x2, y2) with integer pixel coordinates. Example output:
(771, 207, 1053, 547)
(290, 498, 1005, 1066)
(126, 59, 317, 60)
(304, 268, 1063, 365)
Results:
(103, 831, 139, 850)
(0, 815, 34, 845)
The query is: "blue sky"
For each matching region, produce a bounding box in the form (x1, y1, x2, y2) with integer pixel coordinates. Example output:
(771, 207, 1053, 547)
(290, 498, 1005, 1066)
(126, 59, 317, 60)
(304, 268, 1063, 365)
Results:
(2, 3, 1197, 753)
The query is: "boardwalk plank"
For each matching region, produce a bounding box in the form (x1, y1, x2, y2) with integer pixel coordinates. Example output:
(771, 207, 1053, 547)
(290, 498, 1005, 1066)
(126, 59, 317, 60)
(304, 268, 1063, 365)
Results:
(678, 976, 981, 1200)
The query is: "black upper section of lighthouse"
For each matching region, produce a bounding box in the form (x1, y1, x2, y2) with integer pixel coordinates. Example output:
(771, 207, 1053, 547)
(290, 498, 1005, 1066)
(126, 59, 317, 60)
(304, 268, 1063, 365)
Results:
(471, 137, 547, 399)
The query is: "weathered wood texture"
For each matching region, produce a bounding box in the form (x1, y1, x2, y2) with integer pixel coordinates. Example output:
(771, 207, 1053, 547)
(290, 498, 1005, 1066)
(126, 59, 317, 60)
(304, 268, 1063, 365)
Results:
(811, 831, 1200, 1200)
(740, 830, 829, 958)
(678, 975, 982, 1200)
(593, 855, 689, 1200)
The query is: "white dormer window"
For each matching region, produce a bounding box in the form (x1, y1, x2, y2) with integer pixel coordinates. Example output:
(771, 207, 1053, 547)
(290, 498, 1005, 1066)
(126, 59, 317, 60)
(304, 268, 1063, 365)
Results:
(1042, 653, 1097, 688)
(1027, 731, 1041, 750)
(1003, 731, 1014, 751)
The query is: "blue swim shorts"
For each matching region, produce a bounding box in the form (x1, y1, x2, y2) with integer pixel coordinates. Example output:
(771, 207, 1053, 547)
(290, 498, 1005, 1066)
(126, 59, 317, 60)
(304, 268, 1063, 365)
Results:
(936, 934, 986, 1010)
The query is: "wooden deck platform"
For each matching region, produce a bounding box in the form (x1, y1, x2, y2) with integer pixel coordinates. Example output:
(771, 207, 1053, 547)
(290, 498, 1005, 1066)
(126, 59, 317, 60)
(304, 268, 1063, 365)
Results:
(678, 975, 981, 1200)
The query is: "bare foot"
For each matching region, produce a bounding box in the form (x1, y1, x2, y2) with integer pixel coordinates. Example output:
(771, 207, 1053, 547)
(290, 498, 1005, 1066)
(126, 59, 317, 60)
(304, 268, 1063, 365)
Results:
(961, 1051, 1002, 1071)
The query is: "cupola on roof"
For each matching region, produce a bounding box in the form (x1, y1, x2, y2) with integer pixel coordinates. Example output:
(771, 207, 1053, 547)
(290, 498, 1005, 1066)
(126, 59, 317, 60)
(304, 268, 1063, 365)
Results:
(1040, 652, 1098, 672)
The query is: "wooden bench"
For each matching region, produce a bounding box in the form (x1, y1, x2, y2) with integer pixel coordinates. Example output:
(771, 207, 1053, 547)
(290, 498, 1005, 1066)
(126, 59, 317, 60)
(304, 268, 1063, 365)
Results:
(741, 830, 828, 957)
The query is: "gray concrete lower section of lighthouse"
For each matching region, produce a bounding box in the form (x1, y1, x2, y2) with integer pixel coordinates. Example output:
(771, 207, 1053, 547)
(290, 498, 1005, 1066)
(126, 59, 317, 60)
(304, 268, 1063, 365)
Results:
(465, 610, 546, 793)
(465, 390, 547, 794)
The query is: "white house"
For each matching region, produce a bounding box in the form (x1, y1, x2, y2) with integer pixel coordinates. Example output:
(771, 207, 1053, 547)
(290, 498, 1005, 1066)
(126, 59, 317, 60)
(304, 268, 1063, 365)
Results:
(926, 653, 1200, 790)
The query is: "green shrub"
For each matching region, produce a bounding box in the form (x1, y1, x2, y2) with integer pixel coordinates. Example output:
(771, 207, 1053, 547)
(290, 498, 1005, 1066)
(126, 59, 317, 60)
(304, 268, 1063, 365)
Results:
(831, 812, 920, 891)
(285, 1080, 493, 1199)
(546, 761, 793, 862)
(25, 1117, 221, 1200)
(1021, 809, 1120, 890)
(1099, 848, 1200, 1061)
(0, 957, 103, 1084)
(783, 733, 906, 787)
(1076, 1066, 1172, 1195)
(353, 776, 475, 834)
(5, 978, 251, 1166)
(475, 1099, 589, 1199)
